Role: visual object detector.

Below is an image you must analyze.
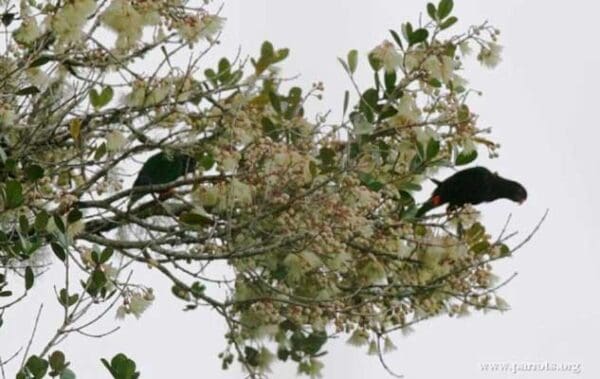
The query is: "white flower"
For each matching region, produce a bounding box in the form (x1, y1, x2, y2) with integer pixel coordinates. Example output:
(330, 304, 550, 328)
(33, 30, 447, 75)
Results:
(478, 43, 503, 69)
(101, 0, 144, 50)
(495, 296, 510, 311)
(423, 55, 442, 81)
(383, 336, 397, 353)
(177, 14, 225, 45)
(230, 178, 253, 206)
(50, 0, 96, 44)
(459, 41, 472, 56)
(12, 17, 41, 45)
(199, 14, 225, 40)
(395, 94, 421, 125)
(347, 329, 369, 347)
(371, 40, 402, 72)
(129, 292, 152, 318)
(106, 130, 127, 151)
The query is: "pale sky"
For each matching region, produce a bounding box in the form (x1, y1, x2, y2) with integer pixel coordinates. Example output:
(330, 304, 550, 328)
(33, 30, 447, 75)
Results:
(4, 1, 599, 378)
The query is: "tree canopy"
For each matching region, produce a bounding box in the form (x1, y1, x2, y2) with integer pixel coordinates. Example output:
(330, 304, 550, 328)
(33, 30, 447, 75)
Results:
(0, 0, 541, 377)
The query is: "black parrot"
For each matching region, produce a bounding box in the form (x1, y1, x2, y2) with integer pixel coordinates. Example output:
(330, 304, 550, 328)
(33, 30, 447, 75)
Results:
(415, 166, 527, 217)
(128, 152, 196, 207)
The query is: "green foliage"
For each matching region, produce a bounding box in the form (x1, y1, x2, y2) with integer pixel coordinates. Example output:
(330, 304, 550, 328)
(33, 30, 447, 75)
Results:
(101, 353, 140, 379)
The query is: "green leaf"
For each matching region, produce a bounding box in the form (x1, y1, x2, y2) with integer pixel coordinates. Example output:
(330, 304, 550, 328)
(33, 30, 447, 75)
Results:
(89, 87, 114, 109)
(34, 211, 49, 231)
(29, 55, 52, 68)
(427, 3, 437, 20)
(99, 247, 114, 264)
(408, 28, 429, 46)
(384, 70, 396, 92)
(16, 86, 40, 96)
(25, 355, 49, 379)
(51, 242, 66, 262)
(94, 142, 107, 160)
(260, 41, 275, 59)
(179, 212, 209, 225)
(347, 49, 358, 74)
(25, 266, 34, 290)
(53, 214, 66, 233)
(268, 91, 282, 113)
(359, 88, 379, 115)
(455, 149, 478, 165)
(428, 78, 442, 88)
(49, 350, 67, 372)
(67, 208, 82, 224)
(60, 369, 76, 379)
(389, 29, 403, 49)
(19, 215, 29, 233)
(367, 52, 382, 71)
(440, 16, 458, 30)
(342, 90, 349, 114)
(303, 331, 328, 355)
(437, 0, 454, 19)
(102, 353, 139, 379)
(5, 180, 24, 209)
(358, 172, 384, 192)
(318, 147, 336, 167)
(0, 290, 12, 297)
(426, 139, 440, 160)
(25, 164, 44, 181)
(199, 152, 215, 170)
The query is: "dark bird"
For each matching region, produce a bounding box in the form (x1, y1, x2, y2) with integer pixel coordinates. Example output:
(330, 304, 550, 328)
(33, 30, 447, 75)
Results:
(128, 152, 196, 207)
(415, 166, 527, 217)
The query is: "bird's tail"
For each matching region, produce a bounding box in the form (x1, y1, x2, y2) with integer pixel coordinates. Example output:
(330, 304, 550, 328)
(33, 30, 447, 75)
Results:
(415, 200, 435, 218)
(415, 195, 442, 218)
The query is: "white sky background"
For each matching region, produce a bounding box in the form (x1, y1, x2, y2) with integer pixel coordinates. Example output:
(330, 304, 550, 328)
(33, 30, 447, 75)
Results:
(3, 0, 600, 378)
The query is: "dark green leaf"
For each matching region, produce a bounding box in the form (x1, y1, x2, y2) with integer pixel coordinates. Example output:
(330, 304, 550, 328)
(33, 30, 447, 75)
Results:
(244, 346, 259, 367)
(67, 208, 82, 224)
(358, 172, 384, 192)
(384, 71, 396, 92)
(25, 266, 34, 290)
(318, 147, 336, 167)
(389, 29, 403, 49)
(53, 214, 66, 233)
(455, 149, 477, 165)
(16, 86, 40, 96)
(5, 180, 24, 209)
(179, 212, 209, 225)
(25, 355, 49, 379)
(25, 164, 44, 181)
(427, 3, 437, 20)
(29, 56, 52, 68)
(440, 16, 458, 30)
(199, 152, 215, 170)
(408, 28, 429, 46)
(367, 52, 382, 71)
(426, 139, 440, 160)
(437, 0, 454, 19)
(0, 290, 12, 297)
(100, 248, 113, 264)
(94, 142, 107, 160)
(268, 91, 281, 113)
(49, 350, 66, 372)
(51, 242, 66, 261)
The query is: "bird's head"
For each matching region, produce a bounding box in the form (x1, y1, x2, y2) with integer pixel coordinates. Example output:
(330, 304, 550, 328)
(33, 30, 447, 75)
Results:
(505, 180, 528, 204)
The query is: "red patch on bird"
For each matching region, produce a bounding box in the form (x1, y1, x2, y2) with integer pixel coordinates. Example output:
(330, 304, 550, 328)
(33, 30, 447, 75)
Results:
(431, 195, 442, 206)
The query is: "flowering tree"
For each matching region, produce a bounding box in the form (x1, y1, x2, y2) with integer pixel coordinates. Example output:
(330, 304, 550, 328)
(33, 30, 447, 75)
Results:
(0, 0, 542, 377)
